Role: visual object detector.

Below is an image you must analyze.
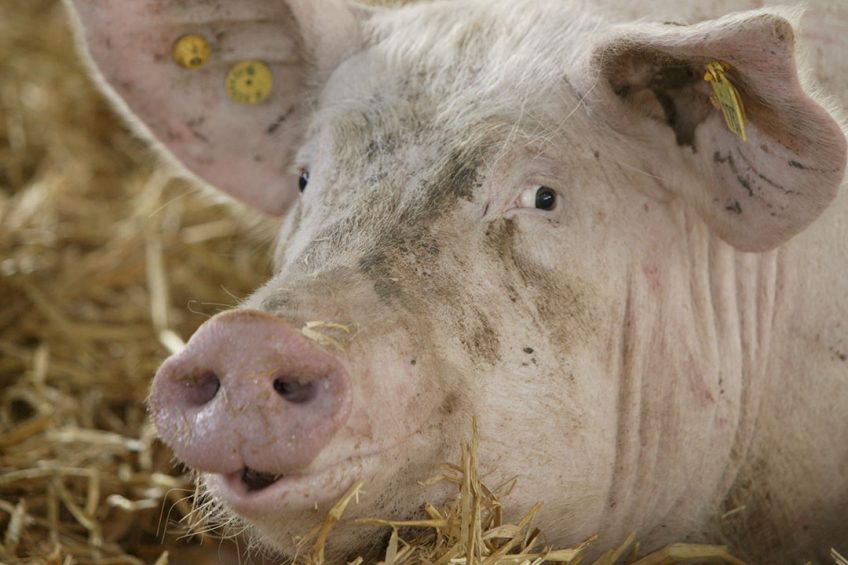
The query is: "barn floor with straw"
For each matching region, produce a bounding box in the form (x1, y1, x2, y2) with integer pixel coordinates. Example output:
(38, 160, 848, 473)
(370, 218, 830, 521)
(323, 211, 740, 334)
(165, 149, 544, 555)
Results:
(1, 1, 843, 564)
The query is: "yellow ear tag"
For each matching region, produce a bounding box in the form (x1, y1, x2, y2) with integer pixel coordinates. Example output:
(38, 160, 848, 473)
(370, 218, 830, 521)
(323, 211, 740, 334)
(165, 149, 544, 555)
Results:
(226, 61, 273, 105)
(704, 61, 748, 143)
(173, 34, 211, 70)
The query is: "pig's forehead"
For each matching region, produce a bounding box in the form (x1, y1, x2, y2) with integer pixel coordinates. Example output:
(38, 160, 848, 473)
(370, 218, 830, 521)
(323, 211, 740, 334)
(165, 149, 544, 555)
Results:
(291, 0, 602, 209)
(313, 0, 596, 130)
(365, 0, 599, 73)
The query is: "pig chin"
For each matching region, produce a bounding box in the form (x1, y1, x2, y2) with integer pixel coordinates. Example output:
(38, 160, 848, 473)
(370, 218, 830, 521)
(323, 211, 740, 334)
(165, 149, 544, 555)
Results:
(201, 431, 395, 519)
(202, 450, 369, 519)
(201, 432, 441, 560)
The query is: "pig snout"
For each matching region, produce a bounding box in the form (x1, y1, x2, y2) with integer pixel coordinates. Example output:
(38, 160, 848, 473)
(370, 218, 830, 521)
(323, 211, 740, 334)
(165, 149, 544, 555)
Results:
(148, 309, 351, 482)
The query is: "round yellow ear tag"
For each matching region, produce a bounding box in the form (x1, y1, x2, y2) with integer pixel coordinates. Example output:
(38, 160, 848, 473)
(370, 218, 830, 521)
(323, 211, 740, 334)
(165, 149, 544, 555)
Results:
(173, 34, 211, 70)
(226, 61, 273, 105)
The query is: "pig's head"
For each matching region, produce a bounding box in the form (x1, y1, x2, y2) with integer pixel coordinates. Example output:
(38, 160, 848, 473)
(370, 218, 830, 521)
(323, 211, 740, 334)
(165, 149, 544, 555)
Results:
(66, 0, 846, 559)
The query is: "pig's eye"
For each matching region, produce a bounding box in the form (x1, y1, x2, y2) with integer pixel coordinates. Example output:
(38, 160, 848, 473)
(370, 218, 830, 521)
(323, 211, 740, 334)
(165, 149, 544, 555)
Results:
(298, 170, 310, 193)
(519, 186, 557, 211)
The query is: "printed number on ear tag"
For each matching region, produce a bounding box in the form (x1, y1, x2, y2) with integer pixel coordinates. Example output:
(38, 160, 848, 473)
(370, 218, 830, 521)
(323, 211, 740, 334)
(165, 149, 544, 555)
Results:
(704, 61, 748, 143)
(173, 34, 211, 70)
(226, 61, 274, 105)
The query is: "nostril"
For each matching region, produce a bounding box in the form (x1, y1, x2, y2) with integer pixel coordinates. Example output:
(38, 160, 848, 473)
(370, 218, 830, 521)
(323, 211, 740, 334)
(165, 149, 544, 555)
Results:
(273, 376, 316, 404)
(184, 371, 220, 406)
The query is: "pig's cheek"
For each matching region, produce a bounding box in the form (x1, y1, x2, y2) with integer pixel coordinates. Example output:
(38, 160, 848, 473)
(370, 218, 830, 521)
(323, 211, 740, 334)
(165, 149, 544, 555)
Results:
(343, 356, 437, 451)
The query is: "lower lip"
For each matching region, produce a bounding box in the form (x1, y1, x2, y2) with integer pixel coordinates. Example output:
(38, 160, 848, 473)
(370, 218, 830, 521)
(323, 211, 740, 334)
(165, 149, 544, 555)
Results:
(207, 454, 373, 517)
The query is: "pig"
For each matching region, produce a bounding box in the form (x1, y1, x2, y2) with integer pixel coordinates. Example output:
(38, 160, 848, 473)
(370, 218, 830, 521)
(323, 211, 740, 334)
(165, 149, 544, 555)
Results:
(64, 0, 848, 562)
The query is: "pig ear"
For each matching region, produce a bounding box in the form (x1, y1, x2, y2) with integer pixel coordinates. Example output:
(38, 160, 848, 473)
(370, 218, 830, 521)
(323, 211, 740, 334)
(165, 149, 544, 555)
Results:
(63, 0, 363, 215)
(577, 10, 847, 251)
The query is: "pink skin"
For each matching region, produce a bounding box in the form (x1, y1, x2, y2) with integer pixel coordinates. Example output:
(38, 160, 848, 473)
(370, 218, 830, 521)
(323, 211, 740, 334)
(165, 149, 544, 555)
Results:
(149, 310, 352, 512)
(66, 0, 848, 561)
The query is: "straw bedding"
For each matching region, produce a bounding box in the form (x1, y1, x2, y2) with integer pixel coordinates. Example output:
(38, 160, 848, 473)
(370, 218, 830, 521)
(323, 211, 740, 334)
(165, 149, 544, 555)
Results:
(1, 1, 273, 562)
(0, 1, 836, 564)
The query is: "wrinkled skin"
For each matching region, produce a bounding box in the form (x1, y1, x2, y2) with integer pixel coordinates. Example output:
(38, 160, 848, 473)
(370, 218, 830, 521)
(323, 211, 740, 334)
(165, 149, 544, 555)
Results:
(65, 0, 848, 563)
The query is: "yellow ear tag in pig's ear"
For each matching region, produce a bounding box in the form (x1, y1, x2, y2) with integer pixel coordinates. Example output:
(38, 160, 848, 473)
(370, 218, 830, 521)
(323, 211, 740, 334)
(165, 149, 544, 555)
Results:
(173, 34, 211, 70)
(226, 61, 273, 105)
(704, 61, 748, 143)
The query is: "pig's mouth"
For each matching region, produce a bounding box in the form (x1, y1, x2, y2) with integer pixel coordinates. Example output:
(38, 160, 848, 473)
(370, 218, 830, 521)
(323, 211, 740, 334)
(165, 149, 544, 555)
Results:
(210, 449, 379, 517)
(241, 467, 283, 492)
(210, 429, 429, 517)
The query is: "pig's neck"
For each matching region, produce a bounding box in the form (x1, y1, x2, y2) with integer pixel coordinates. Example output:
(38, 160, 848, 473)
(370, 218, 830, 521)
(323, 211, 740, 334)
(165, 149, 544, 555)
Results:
(711, 184, 848, 558)
(606, 202, 780, 547)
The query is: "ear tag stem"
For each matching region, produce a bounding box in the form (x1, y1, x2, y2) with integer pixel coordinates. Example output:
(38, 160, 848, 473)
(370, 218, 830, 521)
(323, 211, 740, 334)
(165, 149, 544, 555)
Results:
(173, 34, 211, 69)
(226, 61, 274, 105)
(704, 61, 748, 143)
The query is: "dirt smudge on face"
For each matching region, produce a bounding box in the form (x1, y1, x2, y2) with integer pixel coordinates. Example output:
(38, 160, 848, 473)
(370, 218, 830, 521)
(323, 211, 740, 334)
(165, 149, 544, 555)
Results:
(485, 218, 596, 355)
(440, 391, 460, 416)
(457, 307, 501, 365)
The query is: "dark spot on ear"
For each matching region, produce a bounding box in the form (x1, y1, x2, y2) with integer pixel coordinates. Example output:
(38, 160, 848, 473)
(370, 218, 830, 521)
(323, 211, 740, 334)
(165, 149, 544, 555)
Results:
(594, 150, 600, 159)
(523, 347, 534, 354)
(185, 117, 209, 143)
(788, 160, 806, 170)
(725, 201, 743, 214)
(714, 151, 747, 190)
(266, 107, 295, 135)
(736, 175, 753, 197)
(164, 128, 182, 142)
(734, 151, 792, 194)
(410, 359, 417, 365)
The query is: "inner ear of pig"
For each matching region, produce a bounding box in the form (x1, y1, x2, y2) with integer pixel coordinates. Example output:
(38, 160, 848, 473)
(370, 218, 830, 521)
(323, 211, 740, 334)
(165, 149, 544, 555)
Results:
(605, 50, 715, 148)
(63, 0, 365, 216)
(579, 10, 847, 252)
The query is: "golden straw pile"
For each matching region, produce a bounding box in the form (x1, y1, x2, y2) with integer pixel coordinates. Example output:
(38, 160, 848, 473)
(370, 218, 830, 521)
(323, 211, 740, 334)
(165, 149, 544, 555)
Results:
(1, 1, 273, 562)
(0, 1, 818, 564)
